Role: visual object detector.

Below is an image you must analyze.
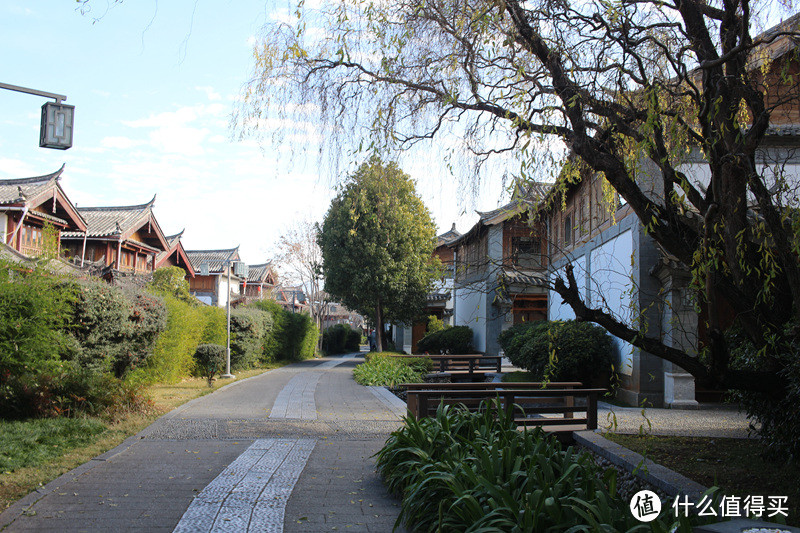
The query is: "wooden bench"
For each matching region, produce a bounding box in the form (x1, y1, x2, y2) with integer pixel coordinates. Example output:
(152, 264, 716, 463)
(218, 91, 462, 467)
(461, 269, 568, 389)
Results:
(402, 382, 604, 440)
(392, 354, 501, 381)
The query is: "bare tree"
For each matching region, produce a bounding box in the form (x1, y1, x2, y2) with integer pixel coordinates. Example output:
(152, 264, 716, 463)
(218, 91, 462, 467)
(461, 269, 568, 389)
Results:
(275, 219, 328, 342)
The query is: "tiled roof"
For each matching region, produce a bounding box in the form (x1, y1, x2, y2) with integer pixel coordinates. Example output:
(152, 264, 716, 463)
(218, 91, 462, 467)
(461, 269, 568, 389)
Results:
(0, 167, 62, 205)
(477, 182, 550, 224)
(185, 247, 240, 272)
(0, 165, 87, 231)
(501, 268, 547, 286)
(766, 125, 800, 137)
(247, 262, 275, 283)
(436, 224, 461, 247)
(274, 286, 306, 304)
(427, 291, 450, 302)
(63, 196, 158, 239)
(165, 229, 185, 248)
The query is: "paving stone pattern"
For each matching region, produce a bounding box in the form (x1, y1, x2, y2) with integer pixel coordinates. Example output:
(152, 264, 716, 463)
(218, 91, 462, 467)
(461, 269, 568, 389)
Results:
(174, 438, 316, 533)
(0, 353, 406, 533)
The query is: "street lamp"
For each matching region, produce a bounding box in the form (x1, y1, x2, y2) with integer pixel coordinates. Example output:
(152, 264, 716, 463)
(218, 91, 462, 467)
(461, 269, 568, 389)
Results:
(201, 259, 248, 379)
(0, 82, 74, 149)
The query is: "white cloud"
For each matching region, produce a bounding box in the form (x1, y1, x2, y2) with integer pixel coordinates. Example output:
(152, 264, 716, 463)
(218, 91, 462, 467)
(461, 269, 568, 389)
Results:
(0, 158, 38, 177)
(196, 86, 222, 101)
(101, 136, 145, 149)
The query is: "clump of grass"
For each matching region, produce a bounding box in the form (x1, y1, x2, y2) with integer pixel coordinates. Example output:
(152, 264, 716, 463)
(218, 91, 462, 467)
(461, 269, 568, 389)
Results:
(377, 402, 721, 532)
(0, 418, 107, 472)
(353, 353, 432, 387)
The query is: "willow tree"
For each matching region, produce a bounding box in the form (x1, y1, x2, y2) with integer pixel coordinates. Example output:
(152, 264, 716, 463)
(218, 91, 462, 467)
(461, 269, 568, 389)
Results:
(317, 157, 440, 352)
(237, 0, 800, 451)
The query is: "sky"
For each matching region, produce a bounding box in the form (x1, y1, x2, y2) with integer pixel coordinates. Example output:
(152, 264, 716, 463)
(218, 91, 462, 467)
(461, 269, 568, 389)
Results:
(0, 0, 510, 266)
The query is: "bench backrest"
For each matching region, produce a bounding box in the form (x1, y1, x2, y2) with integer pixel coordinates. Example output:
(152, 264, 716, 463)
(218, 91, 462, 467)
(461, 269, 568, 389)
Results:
(406, 388, 604, 431)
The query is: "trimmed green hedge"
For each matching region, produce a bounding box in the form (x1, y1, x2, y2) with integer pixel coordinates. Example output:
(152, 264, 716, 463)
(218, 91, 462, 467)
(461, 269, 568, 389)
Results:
(322, 324, 361, 355)
(248, 300, 318, 361)
(416, 325, 474, 354)
(498, 320, 613, 387)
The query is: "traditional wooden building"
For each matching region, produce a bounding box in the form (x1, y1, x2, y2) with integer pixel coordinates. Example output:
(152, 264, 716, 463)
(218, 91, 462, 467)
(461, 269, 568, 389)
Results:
(447, 186, 550, 356)
(185, 247, 244, 307)
(61, 196, 169, 277)
(274, 286, 308, 313)
(155, 229, 196, 278)
(545, 15, 800, 407)
(0, 166, 87, 258)
(242, 262, 277, 300)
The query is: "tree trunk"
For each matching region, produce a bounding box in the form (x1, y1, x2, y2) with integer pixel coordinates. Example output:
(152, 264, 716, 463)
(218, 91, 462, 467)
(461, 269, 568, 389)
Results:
(375, 299, 384, 353)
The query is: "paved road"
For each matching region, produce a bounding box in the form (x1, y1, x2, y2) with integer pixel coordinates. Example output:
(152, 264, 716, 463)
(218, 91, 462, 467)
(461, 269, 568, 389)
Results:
(0, 353, 407, 533)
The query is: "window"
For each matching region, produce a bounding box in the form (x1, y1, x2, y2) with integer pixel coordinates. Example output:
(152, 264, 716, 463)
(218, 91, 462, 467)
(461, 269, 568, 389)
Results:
(564, 214, 572, 246)
(511, 235, 541, 268)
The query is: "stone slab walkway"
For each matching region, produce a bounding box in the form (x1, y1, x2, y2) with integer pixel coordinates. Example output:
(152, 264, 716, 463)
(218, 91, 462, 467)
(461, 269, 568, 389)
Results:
(0, 353, 406, 533)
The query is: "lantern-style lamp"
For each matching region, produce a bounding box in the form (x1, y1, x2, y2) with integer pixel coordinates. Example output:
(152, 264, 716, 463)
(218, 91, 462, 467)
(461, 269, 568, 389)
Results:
(40, 101, 74, 150)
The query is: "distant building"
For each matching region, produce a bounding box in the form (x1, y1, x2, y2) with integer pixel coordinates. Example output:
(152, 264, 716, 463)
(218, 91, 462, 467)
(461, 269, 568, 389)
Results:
(61, 195, 169, 279)
(0, 165, 87, 258)
(242, 262, 278, 300)
(155, 229, 196, 278)
(448, 186, 549, 356)
(274, 286, 308, 313)
(392, 223, 461, 353)
(185, 247, 244, 307)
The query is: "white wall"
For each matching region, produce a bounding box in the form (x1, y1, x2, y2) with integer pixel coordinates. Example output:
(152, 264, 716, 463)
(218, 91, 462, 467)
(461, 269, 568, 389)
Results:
(454, 281, 487, 352)
(0, 213, 6, 245)
(548, 255, 586, 321)
(589, 230, 635, 375)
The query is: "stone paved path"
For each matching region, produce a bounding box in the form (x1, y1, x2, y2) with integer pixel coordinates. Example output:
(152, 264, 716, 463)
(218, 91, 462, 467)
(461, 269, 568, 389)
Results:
(0, 353, 407, 533)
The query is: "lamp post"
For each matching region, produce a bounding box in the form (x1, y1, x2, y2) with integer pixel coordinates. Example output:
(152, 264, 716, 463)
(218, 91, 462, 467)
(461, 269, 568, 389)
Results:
(201, 258, 247, 380)
(222, 263, 234, 379)
(0, 82, 75, 149)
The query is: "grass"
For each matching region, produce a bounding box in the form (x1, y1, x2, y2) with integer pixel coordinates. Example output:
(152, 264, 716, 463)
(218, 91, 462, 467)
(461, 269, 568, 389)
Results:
(603, 433, 800, 525)
(354, 352, 432, 387)
(0, 362, 288, 512)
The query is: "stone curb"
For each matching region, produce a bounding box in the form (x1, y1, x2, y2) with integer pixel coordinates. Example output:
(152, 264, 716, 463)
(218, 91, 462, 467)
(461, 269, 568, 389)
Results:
(574, 430, 708, 501)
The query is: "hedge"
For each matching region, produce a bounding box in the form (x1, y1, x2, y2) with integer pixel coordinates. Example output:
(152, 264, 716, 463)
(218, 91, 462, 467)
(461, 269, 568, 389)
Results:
(416, 325, 474, 354)
(322, 324, 361, 355)
(498, 320, 613, 387)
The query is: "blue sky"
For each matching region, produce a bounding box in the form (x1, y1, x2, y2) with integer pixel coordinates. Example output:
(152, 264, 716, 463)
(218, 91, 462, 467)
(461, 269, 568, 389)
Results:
(0, 1, 507, 264)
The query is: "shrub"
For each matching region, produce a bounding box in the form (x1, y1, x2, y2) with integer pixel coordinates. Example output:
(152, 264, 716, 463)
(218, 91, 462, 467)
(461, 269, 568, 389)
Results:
(0, 365, 151, 419)
(322, 324, 361, 354)
(249, 300, 318, 361)
(498, 320, 612, 387)
(727, 322, 800, 461)
(150, 266, 193, 303)
(376, 403, 711, 532)
(426, 315, 445, 334)
(353, 353, 432, 386)
(128, 294, 208, 385)
(200, 306, 227, 346)
(230, 308, 275, 370)
(0, 261, 77, 377)
(67, 278, 167, 378)
(416, 325, 474, 354)
(193, 344, 227, 386)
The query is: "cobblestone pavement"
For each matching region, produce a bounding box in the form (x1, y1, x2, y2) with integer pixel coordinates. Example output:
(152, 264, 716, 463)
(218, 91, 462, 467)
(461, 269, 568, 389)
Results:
(0, 353, 406, 533)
